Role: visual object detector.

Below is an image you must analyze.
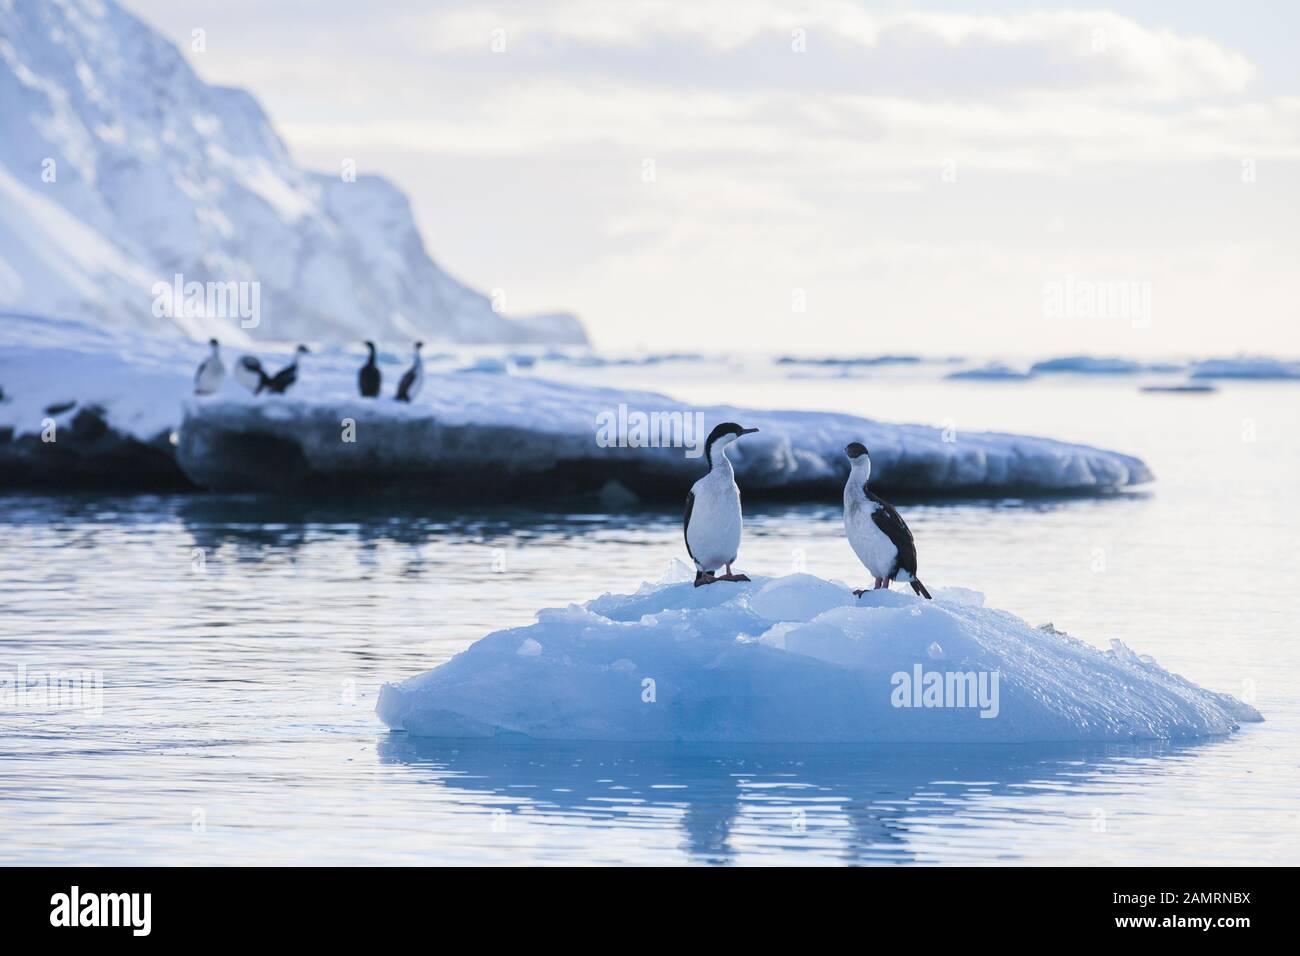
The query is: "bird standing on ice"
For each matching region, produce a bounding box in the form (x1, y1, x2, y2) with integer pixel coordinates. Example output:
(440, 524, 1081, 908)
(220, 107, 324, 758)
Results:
(265, 344, 309, 395)
(194, 338, 224, 395)
(358, 341, 381, 397)
(684, 422, 759, 587)
(842, 442, 932, 599)
(233, 355, 269, 395)
(395, 341, 424, 402)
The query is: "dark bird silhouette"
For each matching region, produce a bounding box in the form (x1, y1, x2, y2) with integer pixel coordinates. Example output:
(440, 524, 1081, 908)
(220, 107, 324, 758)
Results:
(359, 341, 381, 397)
(395, 341, 424, 403)
(265, 344, 309, 395)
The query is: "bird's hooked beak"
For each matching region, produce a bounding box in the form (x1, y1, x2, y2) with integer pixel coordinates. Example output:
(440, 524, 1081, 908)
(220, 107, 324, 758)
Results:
(740, 427, 759, 436)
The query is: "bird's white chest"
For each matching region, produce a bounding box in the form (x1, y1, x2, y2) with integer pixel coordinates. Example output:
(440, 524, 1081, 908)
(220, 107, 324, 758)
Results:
(686, 469, 743, 569)
(844, 487, 897, 578)
(233, 361, 261, 393)
(196, 356, 224, 392)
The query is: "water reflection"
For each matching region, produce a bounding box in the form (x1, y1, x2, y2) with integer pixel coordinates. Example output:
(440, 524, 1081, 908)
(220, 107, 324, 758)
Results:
(377, 734, 1213, 865)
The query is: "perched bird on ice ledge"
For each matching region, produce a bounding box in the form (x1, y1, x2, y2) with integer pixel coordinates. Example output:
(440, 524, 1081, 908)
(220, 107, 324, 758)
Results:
(684, 422, 759, 587)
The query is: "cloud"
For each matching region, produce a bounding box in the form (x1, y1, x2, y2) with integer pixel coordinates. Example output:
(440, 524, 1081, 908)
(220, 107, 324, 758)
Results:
(408, 3, 1255, 101)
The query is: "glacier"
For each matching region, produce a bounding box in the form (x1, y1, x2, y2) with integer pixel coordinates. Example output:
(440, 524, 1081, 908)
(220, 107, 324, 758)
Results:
(0, 0, 584, 344)
(377, 572, 1262, 743)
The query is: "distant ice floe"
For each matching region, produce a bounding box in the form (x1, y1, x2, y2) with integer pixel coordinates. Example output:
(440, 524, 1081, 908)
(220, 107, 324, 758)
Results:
(776, 355, 926, 367)
(377, 573, 1261, 743)
(1029, 355, 1184, 375)
(1189, 357, 1300, 380)
(945, 362, 1034, 381)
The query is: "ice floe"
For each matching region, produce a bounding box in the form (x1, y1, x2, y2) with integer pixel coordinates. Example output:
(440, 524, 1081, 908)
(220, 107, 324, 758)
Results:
(377, 573, 1261, 744)
(1, 315, 1152, 495)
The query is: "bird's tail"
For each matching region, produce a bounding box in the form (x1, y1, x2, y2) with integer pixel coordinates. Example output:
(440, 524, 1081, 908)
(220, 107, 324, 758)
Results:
(910, 578, 932, 600)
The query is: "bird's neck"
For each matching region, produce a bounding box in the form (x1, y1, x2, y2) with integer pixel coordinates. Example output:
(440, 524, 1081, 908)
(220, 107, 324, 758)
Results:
(848, 463, 871, 493)
(709, 446, 734, 478)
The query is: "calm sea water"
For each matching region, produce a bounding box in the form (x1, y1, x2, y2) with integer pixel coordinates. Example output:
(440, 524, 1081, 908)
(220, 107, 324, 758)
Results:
(2, 372, 1297, 865)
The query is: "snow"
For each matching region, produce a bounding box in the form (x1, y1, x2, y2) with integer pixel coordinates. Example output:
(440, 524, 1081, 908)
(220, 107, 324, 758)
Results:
(0, 0, 584, 345)
(376, 573, 1261, 743)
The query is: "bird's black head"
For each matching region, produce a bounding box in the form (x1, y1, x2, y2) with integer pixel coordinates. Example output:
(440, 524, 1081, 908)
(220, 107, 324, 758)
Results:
(707, 421, 759, 445)
(705, 422, 758, 466)
(240, 356, 262, 370)
(208, 337, 219, 347)
(414, 341, 424, 351)
(364, 340, 375, 351)
(295, 344, 310, 355)
(845, 442, 869, 461)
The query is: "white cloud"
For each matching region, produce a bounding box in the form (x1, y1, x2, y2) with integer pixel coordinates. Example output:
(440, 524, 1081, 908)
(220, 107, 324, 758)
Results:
(409, 3, 1255, 101)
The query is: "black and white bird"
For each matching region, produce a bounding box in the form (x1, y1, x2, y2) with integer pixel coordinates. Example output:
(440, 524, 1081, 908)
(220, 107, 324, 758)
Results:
(264, 344, 309, 395)
(683, 422, 759, 587)
(359, 341, 381, 397)
(395, 341, 424, 403)
(194, 338, 224, 395)
(233, 355, 270, 395)
(842, 442, 931, 599)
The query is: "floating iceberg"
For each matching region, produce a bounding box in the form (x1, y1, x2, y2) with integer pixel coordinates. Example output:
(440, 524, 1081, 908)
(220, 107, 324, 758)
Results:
(377, 573, 1260, 744)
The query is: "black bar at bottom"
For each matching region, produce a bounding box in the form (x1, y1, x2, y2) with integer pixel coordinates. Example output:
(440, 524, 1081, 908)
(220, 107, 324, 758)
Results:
(0, 866, 1278, 942)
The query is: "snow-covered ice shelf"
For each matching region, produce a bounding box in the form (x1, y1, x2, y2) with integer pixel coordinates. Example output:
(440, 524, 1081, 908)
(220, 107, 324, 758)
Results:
(175, 385, 1152, 498)
(377, 573, 1262, 744)
(0, 315, 1153, 497)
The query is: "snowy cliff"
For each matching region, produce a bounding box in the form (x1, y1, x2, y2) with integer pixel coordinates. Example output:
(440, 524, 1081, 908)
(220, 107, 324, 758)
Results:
(377, 573, 1261, 743)
(0, 0, 585, 344)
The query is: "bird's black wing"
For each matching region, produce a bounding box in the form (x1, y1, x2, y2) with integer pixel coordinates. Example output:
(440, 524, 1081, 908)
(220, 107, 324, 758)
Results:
(266, 365, 295, 394)
(867, 489, 918, 576)
(360, 366, 380, 396)
(682, 490, 697, 564)
(396, 368, 416, 401)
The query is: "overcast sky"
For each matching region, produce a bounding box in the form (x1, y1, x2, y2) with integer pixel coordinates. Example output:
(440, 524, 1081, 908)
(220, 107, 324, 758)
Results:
(120, 0, 1299, 356)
